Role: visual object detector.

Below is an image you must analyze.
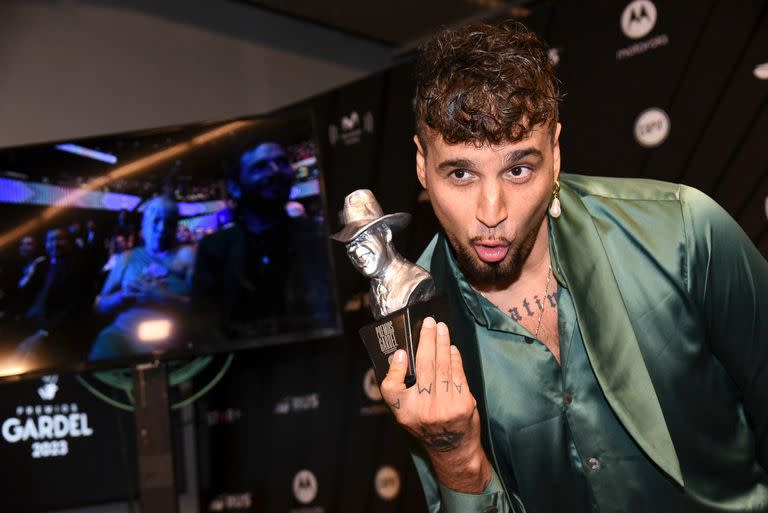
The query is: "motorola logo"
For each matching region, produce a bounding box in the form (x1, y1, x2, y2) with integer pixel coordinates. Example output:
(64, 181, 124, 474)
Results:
(634, 108, 670, 148)
(363, 368, 382, 402)
(374, 465, 401, 501)
(621, 0, 657, 40)
(292, 469, 318, 505)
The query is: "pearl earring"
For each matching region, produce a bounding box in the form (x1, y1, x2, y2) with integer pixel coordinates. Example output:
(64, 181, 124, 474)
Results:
(549, 180, 561, 218)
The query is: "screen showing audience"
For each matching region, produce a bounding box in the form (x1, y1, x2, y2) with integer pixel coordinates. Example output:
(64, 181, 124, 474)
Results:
(0, 112, 341, 378)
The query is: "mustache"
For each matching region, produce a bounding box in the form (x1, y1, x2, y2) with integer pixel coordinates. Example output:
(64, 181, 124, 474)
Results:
(469, 235, 512, 244)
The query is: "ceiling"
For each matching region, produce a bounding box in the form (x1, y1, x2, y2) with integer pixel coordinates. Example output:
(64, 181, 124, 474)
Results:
(237, 0, 535, 47)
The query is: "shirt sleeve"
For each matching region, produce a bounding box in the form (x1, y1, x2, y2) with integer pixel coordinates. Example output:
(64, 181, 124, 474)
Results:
(411, 443, 521, 513)
(682, 186, 768, 470)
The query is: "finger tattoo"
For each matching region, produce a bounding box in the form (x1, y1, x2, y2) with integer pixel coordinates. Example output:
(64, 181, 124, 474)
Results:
(442, 380, 450, 392)
(418, 383, 432, 394)
(391, 398, 401, 410)
(454, 382, 462, 394)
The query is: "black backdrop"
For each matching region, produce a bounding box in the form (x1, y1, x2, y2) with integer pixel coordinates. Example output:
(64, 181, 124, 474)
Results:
(0, 1, 765, 512)
(196, 2, 767, 512)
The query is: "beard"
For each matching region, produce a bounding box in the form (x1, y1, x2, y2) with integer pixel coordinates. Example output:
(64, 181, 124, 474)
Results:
(445, 213, 545, 290)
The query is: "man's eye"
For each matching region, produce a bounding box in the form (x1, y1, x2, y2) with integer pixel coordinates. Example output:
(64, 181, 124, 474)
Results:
(507, 166, 533, 180)
(450, 169, 471, 181)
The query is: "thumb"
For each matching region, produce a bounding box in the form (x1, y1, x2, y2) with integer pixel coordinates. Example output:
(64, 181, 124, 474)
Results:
(380, 349, 408, 398)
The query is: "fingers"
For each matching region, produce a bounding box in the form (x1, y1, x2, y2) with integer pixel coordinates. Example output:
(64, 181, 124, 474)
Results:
(450, 345, 468, 397)
(381, 349, 409, 399)
(435, 322, 453, 396)
(415, 317, 437, 395)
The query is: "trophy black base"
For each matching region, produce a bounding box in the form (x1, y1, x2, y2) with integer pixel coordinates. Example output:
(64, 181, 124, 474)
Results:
(358, 296, 451, 388)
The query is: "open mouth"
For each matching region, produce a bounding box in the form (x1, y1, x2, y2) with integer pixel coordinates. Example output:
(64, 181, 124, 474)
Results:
(473, 242, 509, 263)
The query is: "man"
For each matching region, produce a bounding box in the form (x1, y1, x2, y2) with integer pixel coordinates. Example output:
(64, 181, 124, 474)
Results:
(15, 228, 93, 366)
(90, 197, 195, 360)
(191, 141, 335, 343)
(379, 22, 768, 513)
(331, 189, 435, 319)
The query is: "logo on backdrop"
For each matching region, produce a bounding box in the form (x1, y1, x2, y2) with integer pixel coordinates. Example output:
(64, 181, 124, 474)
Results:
(634, 108, 671, 148)
(292, 469, 319, 505)
(1, 375, 94, 460)
(548, 48, 561, 67)
(363, 368, 382, 402)
(621, 0, 656, 39)
(360, 367, 388, 416)
(328, 111, 375, 146)
(274, 393, 320, 415)
(208, 492, 252, 512)
(207, 408, 243, 426)
(616, 0, 669, 61)
(374, 465, 401, 501)
(754, 62, 768, 80)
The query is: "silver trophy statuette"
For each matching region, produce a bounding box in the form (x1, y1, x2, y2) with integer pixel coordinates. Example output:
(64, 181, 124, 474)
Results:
(331, 189, 448, 386)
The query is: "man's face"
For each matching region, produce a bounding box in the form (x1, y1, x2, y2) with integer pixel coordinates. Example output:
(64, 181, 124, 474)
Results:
(415, 123, 561, 289)
(142, 203, 178, 253)
(19, 236, 35, 259)
(346, 227, 390, 278)
(239, 143, 295, 207)
(45, 229, 71, 260)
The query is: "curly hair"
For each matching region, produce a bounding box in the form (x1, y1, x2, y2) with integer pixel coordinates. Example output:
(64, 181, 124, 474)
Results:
(415, 21, 561, 151)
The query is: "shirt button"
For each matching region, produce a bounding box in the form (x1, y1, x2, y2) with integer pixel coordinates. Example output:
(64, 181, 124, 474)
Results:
(587, 457, 601, 470)
(563, 393, 573, 405)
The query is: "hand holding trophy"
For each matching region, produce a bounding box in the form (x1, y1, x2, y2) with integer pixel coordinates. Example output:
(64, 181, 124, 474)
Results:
(331, 189, 450, 387)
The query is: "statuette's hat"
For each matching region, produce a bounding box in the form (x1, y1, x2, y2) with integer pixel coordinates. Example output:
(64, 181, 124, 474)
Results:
(330, 189, 410, 243)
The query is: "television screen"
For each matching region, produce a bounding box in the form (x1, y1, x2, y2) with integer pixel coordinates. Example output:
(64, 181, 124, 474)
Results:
(0, 111, 341, 379)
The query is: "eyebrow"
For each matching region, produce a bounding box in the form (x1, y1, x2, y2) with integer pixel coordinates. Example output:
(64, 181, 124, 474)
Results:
(437, 158, 474, 171)
(504, 147, 544, 164)
(437, 147, 544, 171)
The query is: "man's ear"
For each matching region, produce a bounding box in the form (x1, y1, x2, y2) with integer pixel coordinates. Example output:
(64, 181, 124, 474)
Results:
(553, 122, 562, 182)
(382, 225, 393, 243)
(226, 179, 241, 200)
(414, 135, 427, 189)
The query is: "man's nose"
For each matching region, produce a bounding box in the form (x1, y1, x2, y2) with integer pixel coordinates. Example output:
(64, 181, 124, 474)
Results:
(476, 180, 507, 229)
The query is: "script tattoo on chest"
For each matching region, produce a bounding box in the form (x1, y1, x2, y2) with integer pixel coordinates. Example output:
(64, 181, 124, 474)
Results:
(506, 292, 557, 321)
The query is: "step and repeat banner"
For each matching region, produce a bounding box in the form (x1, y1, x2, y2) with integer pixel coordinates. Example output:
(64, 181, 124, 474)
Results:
(0, 1, 764, 512)
(196, 2, 767, 512)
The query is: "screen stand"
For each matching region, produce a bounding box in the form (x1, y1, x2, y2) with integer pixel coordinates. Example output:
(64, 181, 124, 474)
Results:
(133, 362, 178, 513)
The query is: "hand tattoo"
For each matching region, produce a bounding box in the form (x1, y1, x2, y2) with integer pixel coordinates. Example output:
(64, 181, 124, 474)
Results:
(418, 383, 432, 394)
(454, 382, 462, 394)
(442, 380, 450, 392)
(391, 398, 401, 410)
(420, 427, 464, 453)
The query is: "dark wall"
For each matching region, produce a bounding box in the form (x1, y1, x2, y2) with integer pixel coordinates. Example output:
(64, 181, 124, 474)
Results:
(196, 2, 767, 513)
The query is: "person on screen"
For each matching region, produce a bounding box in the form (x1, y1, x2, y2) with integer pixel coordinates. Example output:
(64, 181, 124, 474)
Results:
(2, 236, 47, 321)
(13, 228, 93, 363)
(89, 196, 196, 360)
(190, 141, 334, 341)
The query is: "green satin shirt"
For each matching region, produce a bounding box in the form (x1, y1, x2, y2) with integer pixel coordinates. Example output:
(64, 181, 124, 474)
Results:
(411, 174, 768, 513)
